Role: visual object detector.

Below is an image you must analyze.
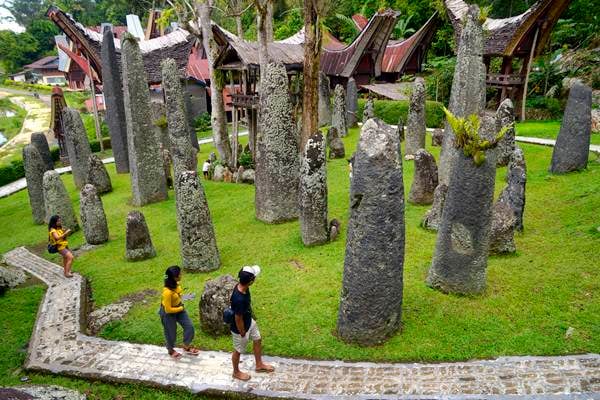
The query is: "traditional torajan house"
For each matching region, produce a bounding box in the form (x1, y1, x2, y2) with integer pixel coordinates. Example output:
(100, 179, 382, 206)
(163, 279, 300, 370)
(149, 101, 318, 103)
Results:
(22, 56, 67, 85)
(444, 0, 574, 119)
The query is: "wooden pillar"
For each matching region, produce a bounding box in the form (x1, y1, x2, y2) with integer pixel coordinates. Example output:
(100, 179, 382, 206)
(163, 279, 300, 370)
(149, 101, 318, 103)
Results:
(520, 26, 540, 121)
(86, 54, 104, 152)
(500, 56, 514, 102)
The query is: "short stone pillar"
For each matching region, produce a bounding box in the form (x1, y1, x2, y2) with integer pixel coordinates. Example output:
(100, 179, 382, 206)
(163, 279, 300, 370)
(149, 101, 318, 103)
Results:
(332, 84, 348, 137)
(62, 108, 92, 188)
(550, 82, 592, 173)
(43, 170, 79, 231)
(121, 33, 168, 206)
(498, 147, 526, 231)
(362, 97, 375, 123)
(80, 184, 109, 245)
(489, 201, 516, 254)
(23, 145, 46, 224)
(337, 118, 405, 345)
(300, 132, 328, 246)
(327, 127, 345, 159)
(125, 210, 156, 261)
(255, 63, 300, 223)
(495, 98, 515, 167)
(431, 128, 443, 146)
(318, 71, 332, 127)
(346, 77, 358, 128)
(409, 149, 438, 205)
(174, 170, 220, 271)
(200, 274, 237, 335)
(86, 154, 112, 194)
(30, 132, 54, 171)
(405, 77, 427, 158)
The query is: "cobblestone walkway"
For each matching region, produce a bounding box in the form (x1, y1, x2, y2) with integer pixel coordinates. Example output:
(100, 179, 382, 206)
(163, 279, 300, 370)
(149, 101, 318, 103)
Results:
(3, 246, 600, 399)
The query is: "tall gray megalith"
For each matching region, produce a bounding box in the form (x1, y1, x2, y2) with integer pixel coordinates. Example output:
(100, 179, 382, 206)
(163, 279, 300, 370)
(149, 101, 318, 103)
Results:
(174, 170, 220, 271)
(498, 146, 526, 231)
(63, 108, 92, 189)
(318, 71, 332, 127)
(405, 78, 427, 157)
(426, 116, 498, 295)
(337, 118, 405, 345)
(162, 58, 197, 175)
(332, 84, 348, 137)
(255, 63, 300, 223)
(125, 210, 156, 261)
(30, 132, 54, 171)
(438, 6, 486, 186)
(346, 77, 358, 128)
(101, 27, 129, 173)
(299, 132, 328, 246)
(550, 82, 592, 173)
(86, 154, 112, 194)
(80, 184, 109, 245)
(43, 170, 79, 231)
(495, 98, 515, 167)
(23, 145, 46, 224)
(121, 33, 168, 206)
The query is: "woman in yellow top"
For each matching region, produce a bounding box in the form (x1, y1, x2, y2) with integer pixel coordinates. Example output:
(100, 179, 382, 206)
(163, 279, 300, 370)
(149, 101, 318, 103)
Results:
(48, 215, 74, 278)
(159, 266, 200, 359)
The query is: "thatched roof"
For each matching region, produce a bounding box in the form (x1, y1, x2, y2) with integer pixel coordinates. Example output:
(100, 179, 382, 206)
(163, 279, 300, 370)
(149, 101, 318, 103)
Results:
(445, 0, 573, 57)
(216, 39, 305, 71)
(361, 82, 410, 100)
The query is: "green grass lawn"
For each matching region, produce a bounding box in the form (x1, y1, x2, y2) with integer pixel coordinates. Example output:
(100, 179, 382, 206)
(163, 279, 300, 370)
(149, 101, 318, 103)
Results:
(516, 120, 600, 145)
(0, 97, 27, 141)
(0, 126, 599, 395)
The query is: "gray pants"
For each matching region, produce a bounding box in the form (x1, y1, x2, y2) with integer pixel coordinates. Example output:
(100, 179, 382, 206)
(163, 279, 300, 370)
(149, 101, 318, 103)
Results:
(159, 306, 195, 352)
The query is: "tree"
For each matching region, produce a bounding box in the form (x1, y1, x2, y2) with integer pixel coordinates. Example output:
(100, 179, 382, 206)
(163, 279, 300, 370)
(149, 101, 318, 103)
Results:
(0, 30, 39, 73)
(28, 20, 59, 55)
(254, 0, 273, 84)
(0, 0, 46, 28)
(392, 15, 415, 40)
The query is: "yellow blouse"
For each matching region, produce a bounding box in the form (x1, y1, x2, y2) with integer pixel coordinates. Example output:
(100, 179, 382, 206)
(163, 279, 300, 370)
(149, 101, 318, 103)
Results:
(161, 285, 184, 313)
(49, 228, 68, 251)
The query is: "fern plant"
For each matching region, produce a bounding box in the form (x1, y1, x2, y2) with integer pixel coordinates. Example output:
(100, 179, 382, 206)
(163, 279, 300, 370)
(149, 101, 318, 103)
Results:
(443, 107, 510, 166)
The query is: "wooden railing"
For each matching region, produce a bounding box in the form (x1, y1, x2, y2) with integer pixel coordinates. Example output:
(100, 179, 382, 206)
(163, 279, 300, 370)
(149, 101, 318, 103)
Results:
(486, 74, 526, 87)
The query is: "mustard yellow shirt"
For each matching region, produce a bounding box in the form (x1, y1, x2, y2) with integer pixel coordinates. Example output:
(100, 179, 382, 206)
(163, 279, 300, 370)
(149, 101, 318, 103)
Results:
(161, 284, 184, 313)
(49, 228, 68, 251)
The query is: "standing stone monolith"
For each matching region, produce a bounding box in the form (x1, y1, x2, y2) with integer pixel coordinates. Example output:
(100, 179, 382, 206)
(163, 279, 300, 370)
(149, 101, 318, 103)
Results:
(405, 78, 427, 158)
(397, 116, 405, 142)
(337, 118, 405, 345)
(438, 6, 486, 186)
(121, 33, 168, 206)
(125, 210, 156, 261)
(489, 200, 516, 254)
(346, 77, 358, 128)
(79, 184, 108, 245)
(174, 170, 220, 271)
(200, 274, 237, 335)
(62, 108, 92, 188)
(550, 82, 592, 173)
(184, 92, 200, 150)
(426, 116, 497, 295)
(23, 145, 46, 224)
(409, 149, 438, 205)
(421, 183, 447, 231)
(318, 71, 332, 127)
(43, 170, 78, 231)
(86, 154, 112, 194)
(30, 132, 54, 171)
(431, 128, 443, 146)
(255, 63, 300, 223)
(498, 146, 526, 231)
(332, 84, 348, 137)
(101, 27, 129, 173)
(328, 126, 346, 159)
(162, 58, 197, 175)
(495, 98, 515, 167)
(300, 132, 328, 246)
(362, 97, 375, 123)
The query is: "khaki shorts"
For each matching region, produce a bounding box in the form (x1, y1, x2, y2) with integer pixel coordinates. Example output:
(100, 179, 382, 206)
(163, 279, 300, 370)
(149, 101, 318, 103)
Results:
(232, 319, 261, 353)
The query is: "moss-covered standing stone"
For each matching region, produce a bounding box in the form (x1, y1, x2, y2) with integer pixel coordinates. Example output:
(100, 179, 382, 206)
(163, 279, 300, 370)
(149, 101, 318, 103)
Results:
(332, 84, 348, 137)
(62, 108, 92, 189)
(299, 132, 328, 246)
(23, 145, 46, 224)
(80, 184, 109, 245)
(405, 78, 427, 157)
(43, 170, 79, 231)
(86, 154, 112, 194)
(30, 132, 54, 171)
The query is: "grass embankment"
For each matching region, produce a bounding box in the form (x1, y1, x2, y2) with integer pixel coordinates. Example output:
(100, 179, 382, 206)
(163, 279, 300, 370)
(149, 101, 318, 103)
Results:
(517, 120, 600, 146)
(0, 97, 27, 141)
(0, 124, 598, 396)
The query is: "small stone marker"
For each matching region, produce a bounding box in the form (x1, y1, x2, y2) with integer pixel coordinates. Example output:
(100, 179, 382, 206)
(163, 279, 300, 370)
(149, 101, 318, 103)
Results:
(346, 77, 358, 128)
(498, 146, 527, 231)
(405, 78, 427, 157)
(23, 145, 46, 224)
(79, 184, 109, 245)
(43, 170, 79, 231)
(421, 184, 447, 231)
(236, 166, 244, 184)
(200, 274, 237, 335)
(242, 169, 255, 184)
(86, 154, 112, 194)
(327, 127, 345, 159)
(223, 168, 232, 183)
(550, 82, 592, 173)
(300, 132, 329, 246)
(30, 132, 54, 171)
(489, 200, 516, 254)
(62, 108, 92, 189)
(362, 97, 375, 123)
(212, 164, 224, 181)
(337, 118, 405, 345)
(409, 149, 438, 205)
(431, 128, 443, 146)
(125, 210, 156, 261)
(332, 84, 348, 137)
(495, 98, 515, 167)
(174, 170, 220, 271)
(255, 63, 300, 223)
(318, 71, 332, 127)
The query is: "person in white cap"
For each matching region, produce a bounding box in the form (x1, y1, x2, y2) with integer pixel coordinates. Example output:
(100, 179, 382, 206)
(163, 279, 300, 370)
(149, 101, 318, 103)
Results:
(230, 265, 274, 380)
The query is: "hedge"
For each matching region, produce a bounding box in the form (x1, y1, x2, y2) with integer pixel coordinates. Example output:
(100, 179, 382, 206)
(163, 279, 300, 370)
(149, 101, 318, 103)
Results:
(356, 99, 445, 128)
(0, 138, 112, 187)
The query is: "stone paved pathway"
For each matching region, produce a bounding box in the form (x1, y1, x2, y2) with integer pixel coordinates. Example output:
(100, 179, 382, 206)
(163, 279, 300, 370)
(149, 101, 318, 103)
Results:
(3, 246, 600, 399)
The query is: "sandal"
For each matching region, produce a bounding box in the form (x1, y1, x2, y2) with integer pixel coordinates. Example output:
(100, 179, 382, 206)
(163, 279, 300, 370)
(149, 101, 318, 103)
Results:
(169, 350, 182, 359)
(183, 346, 200, 356)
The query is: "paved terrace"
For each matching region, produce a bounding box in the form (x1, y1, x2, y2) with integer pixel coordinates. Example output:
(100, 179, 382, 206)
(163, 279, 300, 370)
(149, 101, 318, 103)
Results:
(3, 246, 600, 399)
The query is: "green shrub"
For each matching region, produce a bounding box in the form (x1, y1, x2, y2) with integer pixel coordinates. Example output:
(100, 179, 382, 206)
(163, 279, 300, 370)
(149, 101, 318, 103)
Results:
(1, 79, 54, 93)
(357, 99, 444, 128)
(238, 150, 254, 169)
(194, 112, 211, 132)
(526, 96, 563, 119)
(0, 158, 25, 187)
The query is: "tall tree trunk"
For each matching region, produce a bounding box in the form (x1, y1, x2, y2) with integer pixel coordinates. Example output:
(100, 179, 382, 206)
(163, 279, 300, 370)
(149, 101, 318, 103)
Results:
(235, 16, 243, 38)
(256, 2, 270, 86)
(198, 1, 233, 166)
(301, 1, 321, 148)
(266, 1, 274, 42)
